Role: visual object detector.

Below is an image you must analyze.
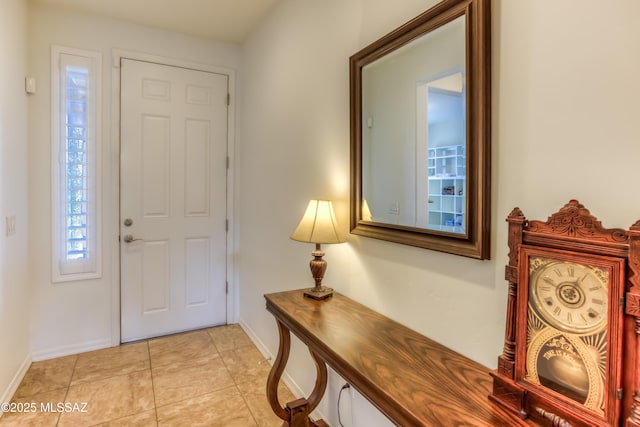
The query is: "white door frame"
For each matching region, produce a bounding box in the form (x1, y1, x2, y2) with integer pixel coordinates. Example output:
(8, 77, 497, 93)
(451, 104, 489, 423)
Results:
(109, 50, 237, 346)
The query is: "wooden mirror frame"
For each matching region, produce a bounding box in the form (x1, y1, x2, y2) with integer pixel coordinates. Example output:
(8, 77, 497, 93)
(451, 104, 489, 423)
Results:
(349, 0, 491, 259)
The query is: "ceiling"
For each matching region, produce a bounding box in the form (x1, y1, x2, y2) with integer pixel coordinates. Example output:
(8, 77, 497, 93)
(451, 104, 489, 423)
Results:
(31, 0, 281, 43)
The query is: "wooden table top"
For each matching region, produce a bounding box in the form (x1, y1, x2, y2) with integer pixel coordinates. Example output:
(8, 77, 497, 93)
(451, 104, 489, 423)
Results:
(265, 289, 535, 426)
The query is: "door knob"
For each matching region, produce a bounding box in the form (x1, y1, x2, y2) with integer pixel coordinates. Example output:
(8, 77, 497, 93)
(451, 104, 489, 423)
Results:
(123, 234, 142, 243)
(123, 218, 133, 227)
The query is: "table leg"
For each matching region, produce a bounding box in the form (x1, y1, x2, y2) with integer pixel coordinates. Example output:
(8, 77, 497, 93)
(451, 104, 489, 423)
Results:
(267, 319, 291, 422)
(266, 319, 329, 427)
(306, 349, 328, 412)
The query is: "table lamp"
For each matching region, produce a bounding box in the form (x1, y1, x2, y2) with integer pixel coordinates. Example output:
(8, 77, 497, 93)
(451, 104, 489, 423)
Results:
(290, 200, 346, 299)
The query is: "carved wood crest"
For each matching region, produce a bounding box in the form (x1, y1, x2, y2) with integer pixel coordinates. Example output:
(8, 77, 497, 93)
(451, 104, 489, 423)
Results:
(525, 199, 628, 244)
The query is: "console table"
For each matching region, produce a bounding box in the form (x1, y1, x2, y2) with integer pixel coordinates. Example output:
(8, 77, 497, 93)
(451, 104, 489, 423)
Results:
(265, 289, 534, 426)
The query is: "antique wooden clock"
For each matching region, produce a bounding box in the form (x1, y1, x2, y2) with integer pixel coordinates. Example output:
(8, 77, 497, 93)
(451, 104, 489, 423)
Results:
(490, 200, 640, 427)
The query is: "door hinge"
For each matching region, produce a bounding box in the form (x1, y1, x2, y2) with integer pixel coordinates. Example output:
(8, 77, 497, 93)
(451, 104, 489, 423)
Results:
(226, 156, 230, 169)
(227, 93, 230, 106)
(225, 219, 229, 232)
(226, 281, 229, 294)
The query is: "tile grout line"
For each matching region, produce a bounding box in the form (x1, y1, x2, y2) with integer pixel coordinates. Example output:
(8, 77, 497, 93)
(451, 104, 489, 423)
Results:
(212, 330, 262, 427)
(208, 328, 259, 425)
(55, 354, 79, 427)
(145, 339, 160, 426)
(150, 329, 229, 418)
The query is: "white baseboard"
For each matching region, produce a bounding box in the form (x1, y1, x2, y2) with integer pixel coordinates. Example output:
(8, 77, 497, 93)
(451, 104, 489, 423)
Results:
(238, 319, 273, 363)
(238, 318, 327, 422)
(0, 353, 31, 412)
(31, 338, 112, 362)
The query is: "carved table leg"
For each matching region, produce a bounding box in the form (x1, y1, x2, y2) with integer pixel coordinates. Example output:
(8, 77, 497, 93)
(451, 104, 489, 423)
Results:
(267, 319, 291, 423)
(266, 319, 329, 427)
(306, 349, 328, 413)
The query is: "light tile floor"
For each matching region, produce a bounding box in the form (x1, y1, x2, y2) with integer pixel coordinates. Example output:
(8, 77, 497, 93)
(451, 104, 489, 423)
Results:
(0, 325, 295, 426)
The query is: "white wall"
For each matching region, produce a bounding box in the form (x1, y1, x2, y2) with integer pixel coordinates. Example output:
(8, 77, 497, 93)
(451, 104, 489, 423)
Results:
(0, 0, 31, 404)
(27, 2, 241, 360)
(239, 0, 640, 425)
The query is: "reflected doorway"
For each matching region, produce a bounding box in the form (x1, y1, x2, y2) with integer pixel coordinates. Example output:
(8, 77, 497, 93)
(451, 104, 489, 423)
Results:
(416, 71, 466, 232)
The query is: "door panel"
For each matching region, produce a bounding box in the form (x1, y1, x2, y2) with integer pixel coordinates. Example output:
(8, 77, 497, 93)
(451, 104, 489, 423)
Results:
(120, 59, 228, 342)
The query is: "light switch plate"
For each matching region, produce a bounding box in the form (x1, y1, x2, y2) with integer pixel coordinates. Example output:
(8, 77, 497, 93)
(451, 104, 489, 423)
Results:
(6, 216, 16, 236)
(25, 77, 36, 94)
(388, 201, 400, 215)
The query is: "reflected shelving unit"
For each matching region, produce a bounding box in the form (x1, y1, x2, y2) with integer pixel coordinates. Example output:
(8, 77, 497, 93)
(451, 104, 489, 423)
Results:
(427, 144, 465, 232)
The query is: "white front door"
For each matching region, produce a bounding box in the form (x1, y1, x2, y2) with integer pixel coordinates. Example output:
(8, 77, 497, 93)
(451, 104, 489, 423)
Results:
(120, 58, 228, 342)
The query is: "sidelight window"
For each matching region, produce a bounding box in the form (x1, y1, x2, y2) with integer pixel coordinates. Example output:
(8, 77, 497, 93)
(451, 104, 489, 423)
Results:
(51, 46, 102, 282)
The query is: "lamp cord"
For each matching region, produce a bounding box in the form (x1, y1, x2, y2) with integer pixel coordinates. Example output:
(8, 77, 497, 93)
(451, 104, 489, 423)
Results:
(338, 383, 350, 427)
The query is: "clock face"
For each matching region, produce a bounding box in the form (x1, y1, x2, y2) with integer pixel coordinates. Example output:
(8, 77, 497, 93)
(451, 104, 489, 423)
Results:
(525, 256, 610, 415)
(529, 259, 609, 334)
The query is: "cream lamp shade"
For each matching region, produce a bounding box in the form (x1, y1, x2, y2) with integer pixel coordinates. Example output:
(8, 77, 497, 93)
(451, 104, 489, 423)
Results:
(290, 200, 345, 300)
(290, 200, 346, 244)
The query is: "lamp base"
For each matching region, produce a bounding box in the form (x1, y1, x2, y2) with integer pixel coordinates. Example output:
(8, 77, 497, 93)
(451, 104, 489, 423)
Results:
(304, 285, 333, 300)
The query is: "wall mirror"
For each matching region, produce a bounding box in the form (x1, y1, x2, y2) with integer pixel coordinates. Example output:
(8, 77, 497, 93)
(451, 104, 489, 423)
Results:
(350, 0, 491, 259)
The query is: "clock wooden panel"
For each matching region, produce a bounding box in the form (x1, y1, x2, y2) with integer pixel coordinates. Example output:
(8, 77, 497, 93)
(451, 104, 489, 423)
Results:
(490, 200, 640, 427)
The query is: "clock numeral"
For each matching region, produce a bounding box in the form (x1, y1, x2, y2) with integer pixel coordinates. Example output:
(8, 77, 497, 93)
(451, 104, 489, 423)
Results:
(580, 313, 588, 323)
(543, 297, 553, 306)
(567, 266, 574, 277)
(566, 312, 573, 324)
(554, 267, 563, 277)
(587, 308, 599, 318)
(553, 306, 561, 316)
(542, 277, 556, 286)
(591, 298, 605, 305)
(589, 285, 602, 292)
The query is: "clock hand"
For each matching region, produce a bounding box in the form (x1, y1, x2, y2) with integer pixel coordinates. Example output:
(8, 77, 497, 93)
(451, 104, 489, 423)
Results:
(574, 273, 588, 286)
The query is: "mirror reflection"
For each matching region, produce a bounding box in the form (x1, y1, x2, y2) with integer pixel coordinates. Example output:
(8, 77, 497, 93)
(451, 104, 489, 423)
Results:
(361, 15, 466, 234)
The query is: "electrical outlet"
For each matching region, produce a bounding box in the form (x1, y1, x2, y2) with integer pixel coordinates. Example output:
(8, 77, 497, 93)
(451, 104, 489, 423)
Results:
(6, 215, 16, 236)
